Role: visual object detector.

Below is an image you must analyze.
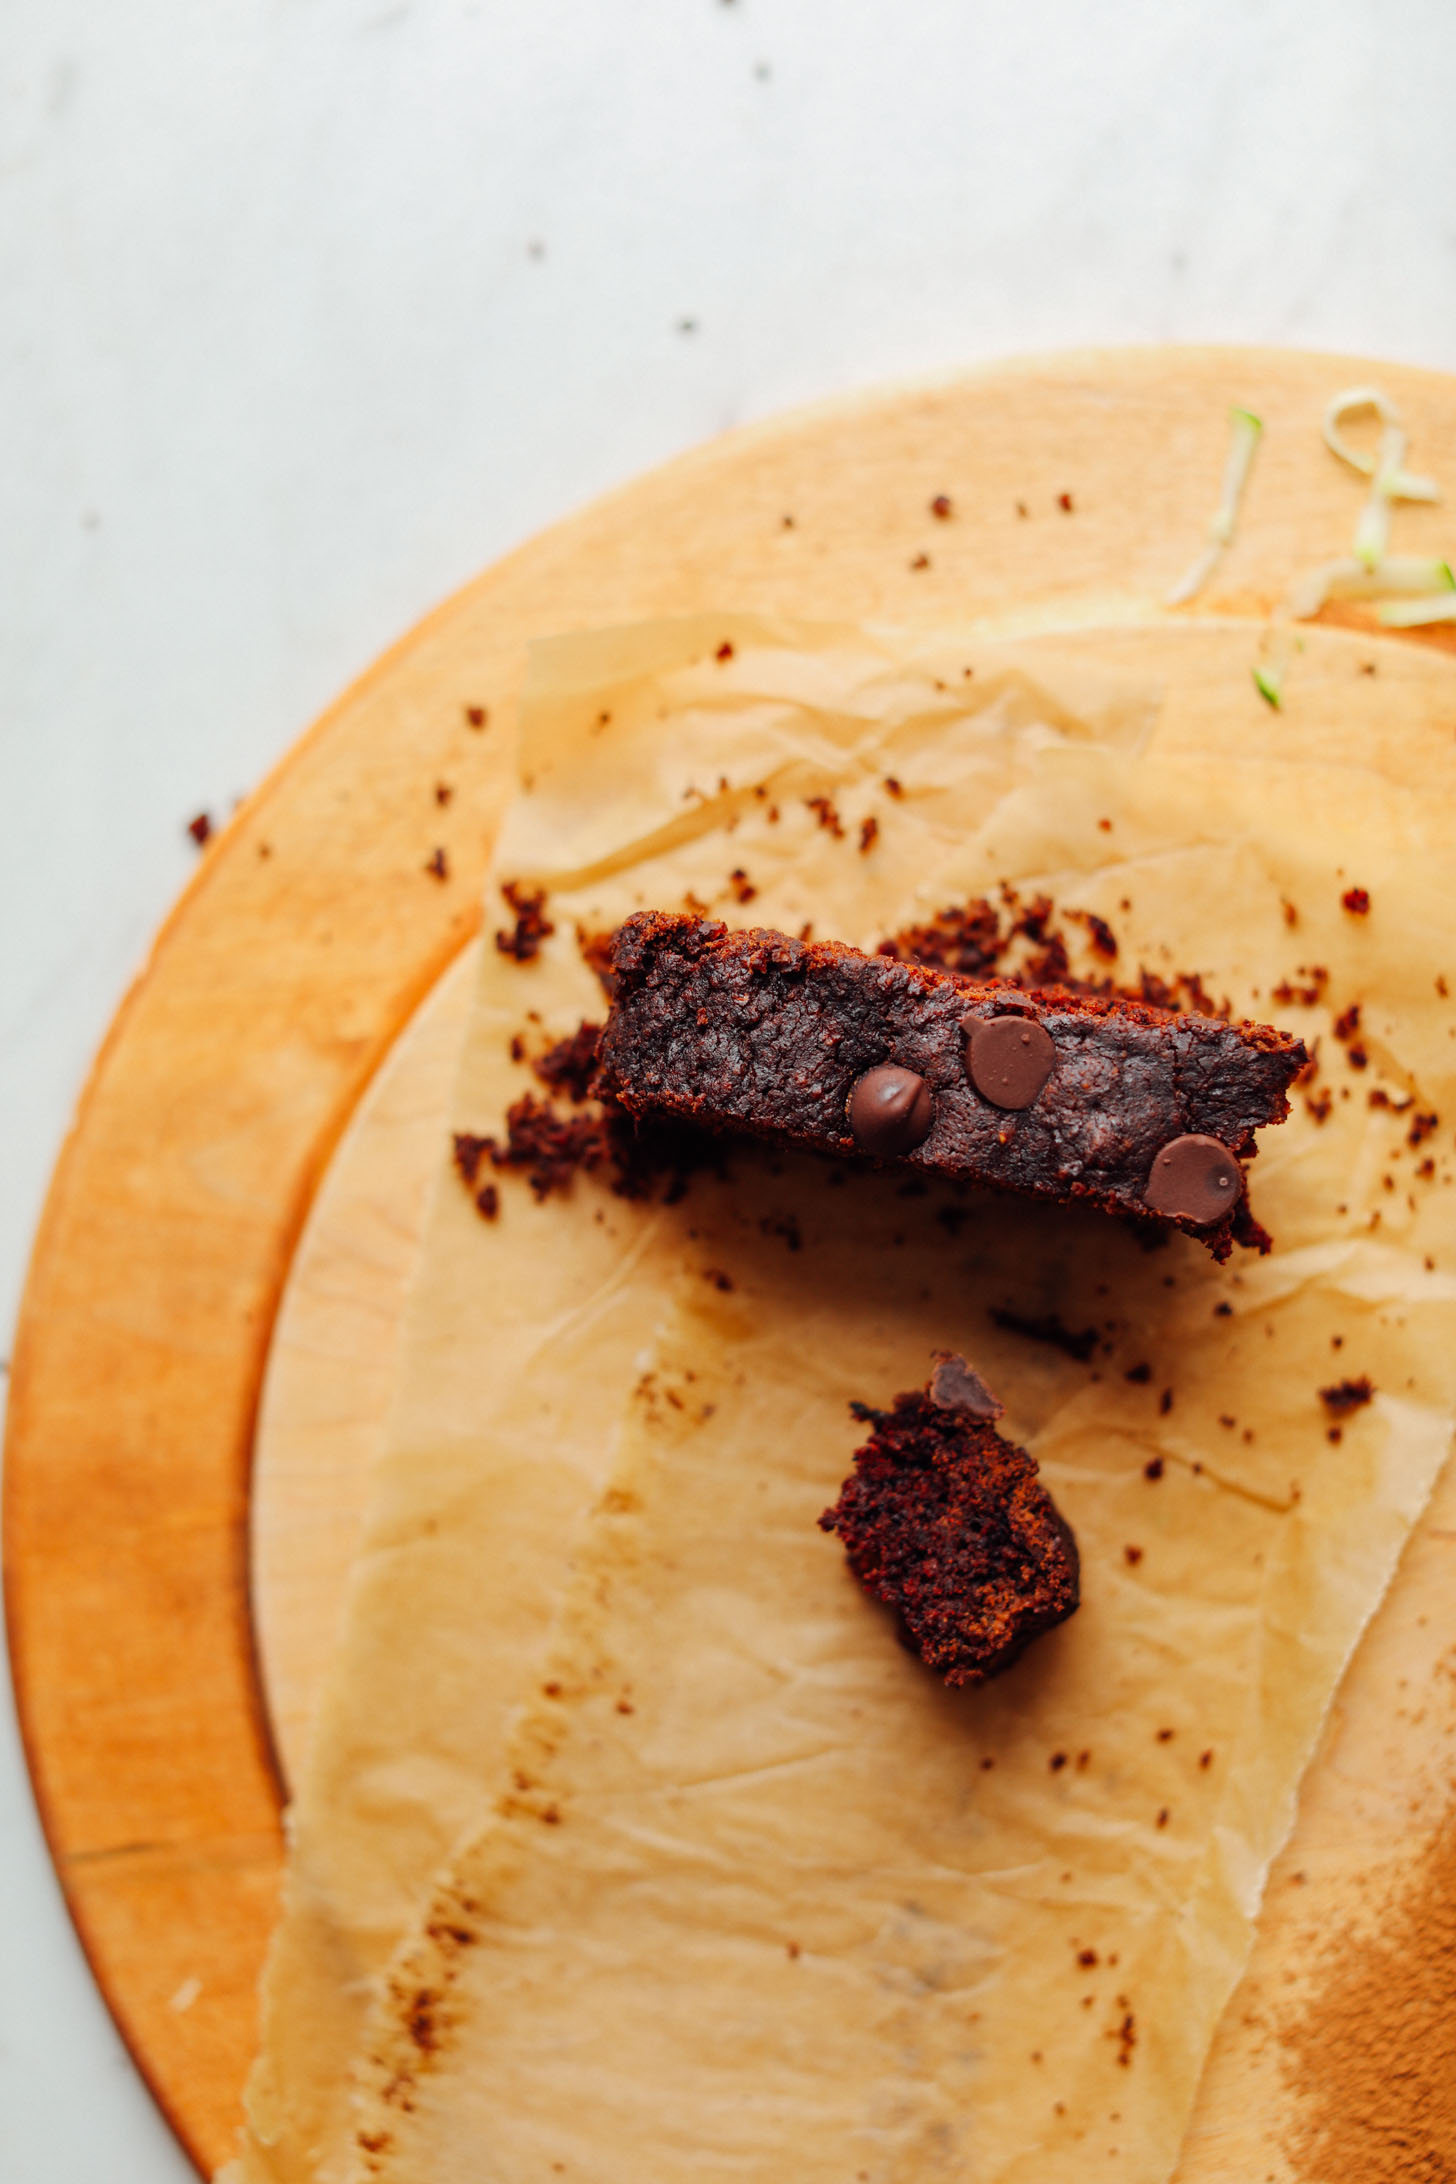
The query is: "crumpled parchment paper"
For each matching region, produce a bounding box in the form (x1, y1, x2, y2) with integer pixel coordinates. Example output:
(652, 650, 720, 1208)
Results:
(228, 615, 1456, 2184)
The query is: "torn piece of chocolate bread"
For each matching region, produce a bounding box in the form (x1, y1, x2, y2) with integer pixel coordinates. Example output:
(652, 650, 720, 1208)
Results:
(595, 913, 1306, 1259)
(820, 1355, 1079, 1686)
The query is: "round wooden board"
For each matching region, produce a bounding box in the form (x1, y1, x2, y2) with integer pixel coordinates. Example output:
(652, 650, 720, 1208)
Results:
(5, 346, 1455, 2178)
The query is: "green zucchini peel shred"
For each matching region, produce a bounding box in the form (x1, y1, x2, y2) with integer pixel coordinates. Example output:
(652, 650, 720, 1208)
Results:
(1377, 593, 1456, 628)
(1167, 406, 1264, 605)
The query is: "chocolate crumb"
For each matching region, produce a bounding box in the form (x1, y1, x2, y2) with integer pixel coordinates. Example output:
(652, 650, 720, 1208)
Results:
(187, 812, 213, 847)
(1072, 909, 1119, 960)
(532, 1022, 603, 1103)
(1341, 887, 1371, 916)
(1050, 1752, 1069, 1771)
(1159, 1389, 1174, 1415)
(1143, 1457, 1165, 1481)
(909, 552, 931, 572)
(1124, 1545, 1144, 1566)
(435, 782, 453, 806)
(1058, 492, 1075, 513)
(873, 886, 1225, 1016)
(496, 881, 554, 963)
(1124, 1362, 1152, 1384)
(479, 1095, 605, 1200)
(575, 926, 616, 992)
(930, 494, 953, 520)
(424, 847, 449, 882)
(703, 1268, 734, 1292)
(464, 705, 488, 729)
(727, 867, 758, 904)
(1319, 1375, 1374, 1419)
(405, 1989, 440, 2053)
(474, 1184, 499, 1221)
(1273, 966, 1328, 1006)
(715, 641, 734, 662)
(805, 796, 844, 838)
(858, 815, 879, 854)
(451, 1133, 489, 1187)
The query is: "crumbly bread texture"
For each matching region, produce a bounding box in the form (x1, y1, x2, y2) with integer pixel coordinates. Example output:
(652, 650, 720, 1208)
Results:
(820, 1356, 1080, 1686)
(597, 913, 1305, 1260)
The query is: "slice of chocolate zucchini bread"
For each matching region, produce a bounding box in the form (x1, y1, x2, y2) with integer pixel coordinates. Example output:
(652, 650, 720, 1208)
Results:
(595, 912, 1306, 1259)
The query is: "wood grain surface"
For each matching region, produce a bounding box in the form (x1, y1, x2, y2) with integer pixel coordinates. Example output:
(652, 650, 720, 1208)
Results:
(5, 347, 1455, 2178)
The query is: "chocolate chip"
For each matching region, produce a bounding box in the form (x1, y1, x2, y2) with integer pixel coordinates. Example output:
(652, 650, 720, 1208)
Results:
(928, 1353, 1004, 1420)
(965, 1014, 1055, 1110)
(1142, 1134, 1242, 1225)
(847, 1065, 934, 1157)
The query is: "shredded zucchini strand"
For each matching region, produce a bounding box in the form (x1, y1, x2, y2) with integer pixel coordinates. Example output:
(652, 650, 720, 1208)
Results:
(1166, 406, 1263, 605)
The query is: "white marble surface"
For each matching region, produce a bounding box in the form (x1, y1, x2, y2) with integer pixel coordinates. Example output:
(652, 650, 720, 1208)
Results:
(2, 2, 1454, 2176)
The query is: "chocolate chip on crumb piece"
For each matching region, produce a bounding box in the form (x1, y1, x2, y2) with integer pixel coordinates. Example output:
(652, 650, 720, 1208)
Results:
(928, 1353, 1004, 1421)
